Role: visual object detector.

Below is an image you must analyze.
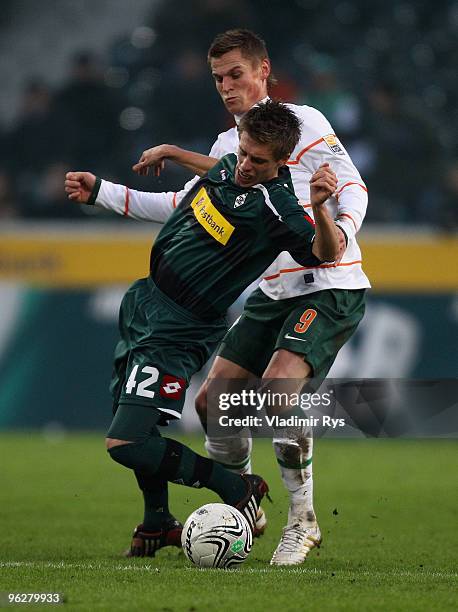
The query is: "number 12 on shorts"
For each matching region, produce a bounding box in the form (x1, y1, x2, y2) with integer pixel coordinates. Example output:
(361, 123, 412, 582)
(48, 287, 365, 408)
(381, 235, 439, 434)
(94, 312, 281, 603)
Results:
(125, 365, 159, 398)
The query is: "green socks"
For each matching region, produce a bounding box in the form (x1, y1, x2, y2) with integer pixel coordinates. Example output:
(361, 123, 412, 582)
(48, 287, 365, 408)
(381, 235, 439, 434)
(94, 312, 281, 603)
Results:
(109, 437, 246, 505)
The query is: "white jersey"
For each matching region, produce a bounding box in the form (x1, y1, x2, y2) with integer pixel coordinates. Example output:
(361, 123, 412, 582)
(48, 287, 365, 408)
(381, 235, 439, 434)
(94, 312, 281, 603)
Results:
(95, 103, 370, 299)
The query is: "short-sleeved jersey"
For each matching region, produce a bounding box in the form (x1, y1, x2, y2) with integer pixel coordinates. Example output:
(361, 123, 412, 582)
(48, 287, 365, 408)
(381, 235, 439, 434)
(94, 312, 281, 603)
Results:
(150, 154, 319, 319)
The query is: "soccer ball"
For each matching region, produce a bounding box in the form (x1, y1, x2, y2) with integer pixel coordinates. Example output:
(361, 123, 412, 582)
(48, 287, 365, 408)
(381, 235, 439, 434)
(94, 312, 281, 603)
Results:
(182, 503, 252, 569)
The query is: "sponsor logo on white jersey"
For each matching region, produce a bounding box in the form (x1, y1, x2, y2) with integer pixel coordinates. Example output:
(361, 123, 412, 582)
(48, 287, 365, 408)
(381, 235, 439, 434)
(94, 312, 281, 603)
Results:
(323, 134, 345, 155)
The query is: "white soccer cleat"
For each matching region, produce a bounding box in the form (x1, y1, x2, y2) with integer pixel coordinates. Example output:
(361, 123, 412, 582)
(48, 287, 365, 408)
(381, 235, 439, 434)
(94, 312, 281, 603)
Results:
(270, 522, 322, 566)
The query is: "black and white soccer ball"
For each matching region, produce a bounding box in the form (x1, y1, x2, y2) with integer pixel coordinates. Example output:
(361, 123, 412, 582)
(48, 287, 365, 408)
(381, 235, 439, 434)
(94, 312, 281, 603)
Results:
(182, 503, 252, 569)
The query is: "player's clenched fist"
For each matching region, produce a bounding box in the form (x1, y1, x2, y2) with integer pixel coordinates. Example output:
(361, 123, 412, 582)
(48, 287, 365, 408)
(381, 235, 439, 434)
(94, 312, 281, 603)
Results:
(64, 171, 96, 204)
(310, 163, 337, 208)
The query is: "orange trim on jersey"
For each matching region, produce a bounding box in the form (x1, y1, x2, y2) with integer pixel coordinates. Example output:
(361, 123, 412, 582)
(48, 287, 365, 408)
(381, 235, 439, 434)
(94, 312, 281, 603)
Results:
(301, 203, 312, 209)
(335, 182, 368, 201)
(124, 187, 130, 216)
(263, 260, 363, 281)
(337, 212, 357, 231)
(287, 138, 324, 165)
(172, 193, 177, 209)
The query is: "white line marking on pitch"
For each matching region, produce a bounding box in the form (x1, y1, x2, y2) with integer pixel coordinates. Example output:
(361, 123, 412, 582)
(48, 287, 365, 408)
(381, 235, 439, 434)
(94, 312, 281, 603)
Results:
(1, 561, 456, 580)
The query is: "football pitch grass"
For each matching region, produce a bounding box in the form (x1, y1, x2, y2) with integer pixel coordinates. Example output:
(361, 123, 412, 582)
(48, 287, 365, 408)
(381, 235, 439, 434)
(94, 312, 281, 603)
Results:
(1, 433, 456, 611)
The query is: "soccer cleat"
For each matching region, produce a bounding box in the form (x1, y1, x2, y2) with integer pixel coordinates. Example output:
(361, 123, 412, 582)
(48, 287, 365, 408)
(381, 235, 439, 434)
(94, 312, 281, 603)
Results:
(233, 474, 270, 533)
(254, 507, 267, 538)
(124, 517, 183, 558)
(270, 522, 322, 566)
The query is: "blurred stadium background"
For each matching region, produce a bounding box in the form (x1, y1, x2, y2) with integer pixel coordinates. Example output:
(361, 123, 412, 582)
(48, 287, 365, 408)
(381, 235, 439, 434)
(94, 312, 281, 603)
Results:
(0, 0, 456, 433)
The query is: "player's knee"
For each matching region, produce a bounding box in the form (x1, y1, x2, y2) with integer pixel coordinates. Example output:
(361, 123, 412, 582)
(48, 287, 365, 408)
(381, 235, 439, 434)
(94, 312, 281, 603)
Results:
(205, 435, 252, 464)
(106, 438, 135, 464)
(107, 438, 144, 470)
(264, 349, 312, 379)
(106, 440, 136, 469)
(105, 437, 133, 450)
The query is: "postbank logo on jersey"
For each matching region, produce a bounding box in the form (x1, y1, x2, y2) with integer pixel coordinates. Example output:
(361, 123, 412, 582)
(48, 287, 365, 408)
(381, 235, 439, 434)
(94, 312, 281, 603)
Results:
(191, 187, 234, 246)
(323, 134, 345, 155)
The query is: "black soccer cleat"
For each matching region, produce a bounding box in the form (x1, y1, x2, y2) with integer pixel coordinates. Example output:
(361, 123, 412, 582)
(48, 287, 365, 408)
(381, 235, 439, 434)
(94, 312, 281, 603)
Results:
(124, 517, 183, 558)
(233, 474, 271, 533)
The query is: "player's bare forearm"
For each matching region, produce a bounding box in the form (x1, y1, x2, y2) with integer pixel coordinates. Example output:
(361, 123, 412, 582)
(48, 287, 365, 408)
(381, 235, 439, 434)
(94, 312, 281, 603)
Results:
(312, 206, 340, 262)
(133, 144, 218, 177)
(166, 146, 218, 176)
(310, 163, 340, 262)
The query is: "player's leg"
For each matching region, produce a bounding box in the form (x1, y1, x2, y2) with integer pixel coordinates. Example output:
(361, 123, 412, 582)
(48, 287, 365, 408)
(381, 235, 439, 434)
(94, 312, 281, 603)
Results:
(125, 470, 180, 557)
(195, 296, 280, 535)
(106, 405, 269, 537)
(196, 356, 255, 475)
(269, 288, 366, 565)
(107, 282, 181, 556)
(197, 291, 280, 475)
(107, 279, 269, 550)
(107, 401, 179, 558)
(265, 350, 317, 526)
(195, 356, 268, 535)
(262, 350, 321, 565)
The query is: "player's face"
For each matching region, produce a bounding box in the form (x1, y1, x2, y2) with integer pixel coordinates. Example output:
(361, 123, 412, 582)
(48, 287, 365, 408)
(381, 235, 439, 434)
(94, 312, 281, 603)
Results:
(235, 131, 287, 188)
(210, 49, 270, 115)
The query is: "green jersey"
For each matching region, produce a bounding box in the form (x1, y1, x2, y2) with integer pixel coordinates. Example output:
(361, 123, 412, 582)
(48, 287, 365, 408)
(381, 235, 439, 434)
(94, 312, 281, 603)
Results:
(150, 153, 319, 319)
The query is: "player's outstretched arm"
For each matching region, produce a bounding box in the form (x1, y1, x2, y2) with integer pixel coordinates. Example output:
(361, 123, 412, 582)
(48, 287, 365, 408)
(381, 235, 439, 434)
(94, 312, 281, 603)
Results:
(65, 169, 201, 223)
(132, 144, 219, 177)
(310, 163, 340, 262)
(64, 139, 224, 223)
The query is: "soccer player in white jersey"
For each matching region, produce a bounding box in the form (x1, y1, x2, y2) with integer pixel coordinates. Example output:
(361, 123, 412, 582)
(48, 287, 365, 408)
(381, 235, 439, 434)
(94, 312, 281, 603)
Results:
(65, 29, 370, 565)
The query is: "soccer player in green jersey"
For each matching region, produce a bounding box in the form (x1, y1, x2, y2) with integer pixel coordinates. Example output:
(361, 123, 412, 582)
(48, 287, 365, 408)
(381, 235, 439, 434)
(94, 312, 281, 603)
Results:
(115, 30, 367, 563)
(66, 101, 340, 557)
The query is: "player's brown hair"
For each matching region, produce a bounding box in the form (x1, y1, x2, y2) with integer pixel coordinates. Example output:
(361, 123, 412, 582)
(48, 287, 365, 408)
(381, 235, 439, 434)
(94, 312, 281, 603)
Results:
(208, 29, 277, 88)
(238, 100, 301, 161)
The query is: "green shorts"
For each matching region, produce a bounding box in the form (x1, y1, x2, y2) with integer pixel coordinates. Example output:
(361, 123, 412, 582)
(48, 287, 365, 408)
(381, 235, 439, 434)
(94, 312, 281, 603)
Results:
(110, 277, 227, 422)
(218, 287, 366, 380)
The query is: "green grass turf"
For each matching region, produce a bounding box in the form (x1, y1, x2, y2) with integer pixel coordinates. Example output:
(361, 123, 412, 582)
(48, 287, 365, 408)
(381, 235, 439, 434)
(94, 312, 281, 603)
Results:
(0, 434, 457, 611)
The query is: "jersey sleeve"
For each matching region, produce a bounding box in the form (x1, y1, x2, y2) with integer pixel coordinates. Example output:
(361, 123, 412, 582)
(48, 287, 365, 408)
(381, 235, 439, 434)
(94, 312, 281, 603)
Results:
(94, 135, 228, 223)
(95, 179, 185, 222)
(292, 105, 368, 239)
(256, 184, 321, 266)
